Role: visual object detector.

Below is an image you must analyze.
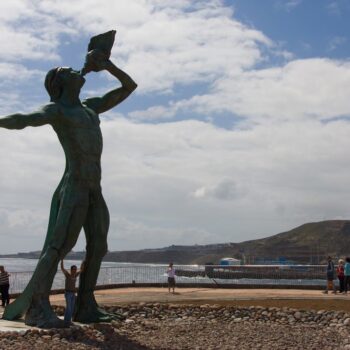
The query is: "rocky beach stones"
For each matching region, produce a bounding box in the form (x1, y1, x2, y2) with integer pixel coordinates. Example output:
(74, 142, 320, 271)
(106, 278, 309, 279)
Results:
(0, 303, 349, 349)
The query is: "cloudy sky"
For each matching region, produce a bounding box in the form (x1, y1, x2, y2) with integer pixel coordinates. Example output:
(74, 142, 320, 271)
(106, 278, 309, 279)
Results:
(0, 0, 350, 254)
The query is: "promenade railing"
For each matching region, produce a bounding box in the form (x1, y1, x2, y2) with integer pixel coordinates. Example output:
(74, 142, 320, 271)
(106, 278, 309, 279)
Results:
(8, 264, 328, 294)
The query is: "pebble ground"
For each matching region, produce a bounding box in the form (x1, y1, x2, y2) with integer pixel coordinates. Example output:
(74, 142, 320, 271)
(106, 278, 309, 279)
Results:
(1, 303, 350, 349)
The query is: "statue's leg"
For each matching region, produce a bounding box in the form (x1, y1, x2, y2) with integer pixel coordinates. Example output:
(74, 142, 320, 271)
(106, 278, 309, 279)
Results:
(74, 190, 117, 323)
(25, 203, 89, 328)
(2, 179, 64, 321)
(4, 188, 89, 328)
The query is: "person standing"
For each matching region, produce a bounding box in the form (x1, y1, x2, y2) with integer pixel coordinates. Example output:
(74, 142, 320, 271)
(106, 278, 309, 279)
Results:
(61, 260, 84, 326)
(0, 266, 10, 306)
(167, 262, 176, 294)
(344, 257, 350, 295)
(337, 259, 345, 293)
(324, 256, 336, 294)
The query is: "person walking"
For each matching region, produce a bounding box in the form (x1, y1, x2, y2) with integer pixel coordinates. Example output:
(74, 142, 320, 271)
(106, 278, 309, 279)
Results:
(61, 260, 84, 326)
(344, 257, 350, 295)
(0, 266, 10, 306)
(324, 256, 336, 294)
(167, 262, 176, 294)
(337, 259, 345, 293)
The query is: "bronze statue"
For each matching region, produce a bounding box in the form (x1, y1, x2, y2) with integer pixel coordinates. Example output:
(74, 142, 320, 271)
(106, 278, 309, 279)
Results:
(0, 30, 137, 328)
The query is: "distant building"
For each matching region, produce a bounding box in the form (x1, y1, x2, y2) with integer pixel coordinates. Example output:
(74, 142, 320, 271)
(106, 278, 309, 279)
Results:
(254, 257, 295, 265)
(220, 257, 241, 266)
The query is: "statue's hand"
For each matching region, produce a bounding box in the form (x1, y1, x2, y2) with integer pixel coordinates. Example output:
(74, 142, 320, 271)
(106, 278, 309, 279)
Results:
(82, 49, 110, 75)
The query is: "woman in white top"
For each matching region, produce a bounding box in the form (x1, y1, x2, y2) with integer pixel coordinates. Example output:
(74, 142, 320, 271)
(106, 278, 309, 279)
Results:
(167, 262, 176, 294)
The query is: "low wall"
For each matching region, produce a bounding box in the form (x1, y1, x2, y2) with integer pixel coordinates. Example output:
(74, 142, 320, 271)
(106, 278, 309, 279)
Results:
(9, 282, 325, 299)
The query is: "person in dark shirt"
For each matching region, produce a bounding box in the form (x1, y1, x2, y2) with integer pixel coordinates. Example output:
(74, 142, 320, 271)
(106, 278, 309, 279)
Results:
(167, 262, 176, 294)
(323, 256, 336, 294)
(0, 266, 10, 306)
(61, 260, 84, 325)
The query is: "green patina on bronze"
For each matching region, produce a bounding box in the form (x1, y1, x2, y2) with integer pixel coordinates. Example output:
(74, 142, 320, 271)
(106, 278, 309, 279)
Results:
(0, 30, 137, 328)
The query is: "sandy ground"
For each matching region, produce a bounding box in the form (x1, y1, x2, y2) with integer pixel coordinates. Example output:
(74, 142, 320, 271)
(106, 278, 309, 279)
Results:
(50, 287, 350, 311)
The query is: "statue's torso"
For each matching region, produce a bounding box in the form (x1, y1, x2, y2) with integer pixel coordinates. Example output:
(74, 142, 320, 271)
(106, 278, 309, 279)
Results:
(53, 104, 103, 184)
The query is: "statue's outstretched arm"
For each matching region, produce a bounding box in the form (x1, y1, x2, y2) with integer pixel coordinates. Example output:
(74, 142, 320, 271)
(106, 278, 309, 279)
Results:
(0, 104, 58, 130)
(83, 52, 137, 114)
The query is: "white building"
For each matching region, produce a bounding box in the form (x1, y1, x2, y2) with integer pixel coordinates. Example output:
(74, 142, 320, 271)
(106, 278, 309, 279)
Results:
(219, 257, 241, 266)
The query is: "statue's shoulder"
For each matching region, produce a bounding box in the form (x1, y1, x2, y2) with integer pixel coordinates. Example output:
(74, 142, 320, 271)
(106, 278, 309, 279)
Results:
(40, 102, 61, 116)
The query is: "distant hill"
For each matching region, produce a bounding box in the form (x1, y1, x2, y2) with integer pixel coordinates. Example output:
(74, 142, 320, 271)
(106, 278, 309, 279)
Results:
(1, 220, 350, 264)
(102, 220, 350, 264)
(235, 220, 350, 264)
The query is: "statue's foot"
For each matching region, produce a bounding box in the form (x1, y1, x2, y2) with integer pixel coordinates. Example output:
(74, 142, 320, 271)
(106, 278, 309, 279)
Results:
(26, 315, 66, 329)
(74, 306, 125, 324)
(25, 296, 66, 329)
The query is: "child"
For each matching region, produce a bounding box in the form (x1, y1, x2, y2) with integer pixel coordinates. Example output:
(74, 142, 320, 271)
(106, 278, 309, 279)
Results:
(61, 260, 84, 326)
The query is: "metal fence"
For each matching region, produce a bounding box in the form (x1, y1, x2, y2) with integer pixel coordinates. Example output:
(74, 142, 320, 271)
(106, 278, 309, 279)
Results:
(8, 264, 329, 294)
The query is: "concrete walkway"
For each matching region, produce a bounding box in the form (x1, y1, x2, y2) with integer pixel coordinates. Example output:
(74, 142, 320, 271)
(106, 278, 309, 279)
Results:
(0, 314, 30, 333)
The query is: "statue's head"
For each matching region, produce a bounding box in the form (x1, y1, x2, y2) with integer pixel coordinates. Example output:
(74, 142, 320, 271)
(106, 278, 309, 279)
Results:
(45, 67, 85, 102)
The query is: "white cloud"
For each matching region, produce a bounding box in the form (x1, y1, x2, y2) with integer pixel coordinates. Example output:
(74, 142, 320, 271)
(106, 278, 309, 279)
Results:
(275, 0, 303, 12)
(0, 0, 271, 94)
(2, 113, 350, 253)
(1, 117, 350, 253)
(141, 58, 350, 124)
(0, 63, 42, 81)
(326, 1, 341, 15)
(129, 105, 177, 121)
(1, 0, 350, 255)
(328, 36, 347, 51)
(325, 0, 350, 16)
(0, 0, 275, 111)
(108, 216, 215, 250)
(193, 178, 244, 201)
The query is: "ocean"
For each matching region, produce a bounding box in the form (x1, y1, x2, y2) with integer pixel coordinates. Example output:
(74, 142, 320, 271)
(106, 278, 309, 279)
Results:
(0, 258, 139, 272)
(0, 258, 326, 294)
(0, 258, 170, 293)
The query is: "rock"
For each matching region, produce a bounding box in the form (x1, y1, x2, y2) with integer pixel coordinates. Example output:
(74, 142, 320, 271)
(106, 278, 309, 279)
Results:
(294, 312, 302, 320)
(125, 319, 135, 324)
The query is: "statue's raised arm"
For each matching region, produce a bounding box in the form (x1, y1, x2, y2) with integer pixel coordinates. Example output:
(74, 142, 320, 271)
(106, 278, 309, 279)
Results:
(0, 104, 58, 130)
(82, 49, 137, 114)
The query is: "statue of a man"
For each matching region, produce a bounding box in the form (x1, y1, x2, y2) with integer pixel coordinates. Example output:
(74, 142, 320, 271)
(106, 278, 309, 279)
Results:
(0, 37, 137, 327)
